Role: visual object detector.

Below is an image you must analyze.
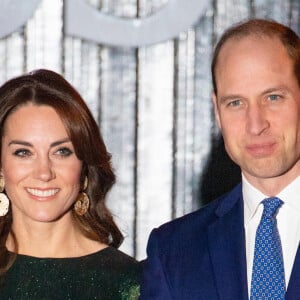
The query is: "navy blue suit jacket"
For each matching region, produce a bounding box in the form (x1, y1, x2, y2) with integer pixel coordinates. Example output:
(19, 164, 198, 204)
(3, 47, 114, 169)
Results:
(140, 183, 300, 299)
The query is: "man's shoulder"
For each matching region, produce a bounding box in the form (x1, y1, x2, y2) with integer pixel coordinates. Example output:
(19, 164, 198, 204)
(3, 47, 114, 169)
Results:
(152, 183, 242, 241)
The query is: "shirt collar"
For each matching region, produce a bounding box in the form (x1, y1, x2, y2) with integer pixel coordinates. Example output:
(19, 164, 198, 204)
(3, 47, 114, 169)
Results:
(243, 174, 265, 225)
(277, 176, 300, 214)
(243, 175, 300, 225)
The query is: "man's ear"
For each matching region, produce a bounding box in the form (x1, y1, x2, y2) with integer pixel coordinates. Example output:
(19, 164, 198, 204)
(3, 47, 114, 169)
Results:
(212, 92, 221, 129)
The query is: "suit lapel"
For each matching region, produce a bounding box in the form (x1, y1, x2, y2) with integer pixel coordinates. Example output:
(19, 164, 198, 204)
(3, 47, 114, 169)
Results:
(286, 244, 300, 299)
(207, 186, 248, 300)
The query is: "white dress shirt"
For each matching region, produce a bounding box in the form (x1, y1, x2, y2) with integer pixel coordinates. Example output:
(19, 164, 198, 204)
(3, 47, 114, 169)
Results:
(243, 175, 300, 296)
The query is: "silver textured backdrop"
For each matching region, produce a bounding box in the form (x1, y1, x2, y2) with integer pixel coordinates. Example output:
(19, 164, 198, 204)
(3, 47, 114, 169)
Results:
(0, 0, 299, 259)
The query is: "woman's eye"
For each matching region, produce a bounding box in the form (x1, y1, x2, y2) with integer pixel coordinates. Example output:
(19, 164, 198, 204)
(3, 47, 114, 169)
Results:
(56, 147, 73, 157)
(13, 149, 31, 157)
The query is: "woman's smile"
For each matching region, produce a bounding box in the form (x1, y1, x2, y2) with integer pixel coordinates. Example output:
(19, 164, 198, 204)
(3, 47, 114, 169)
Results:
(26, 188, 60, 198)
(1, 104, 82, 222)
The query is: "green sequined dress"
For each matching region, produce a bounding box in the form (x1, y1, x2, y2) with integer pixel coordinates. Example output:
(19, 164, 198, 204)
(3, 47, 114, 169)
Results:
(0, 247, 141, 300)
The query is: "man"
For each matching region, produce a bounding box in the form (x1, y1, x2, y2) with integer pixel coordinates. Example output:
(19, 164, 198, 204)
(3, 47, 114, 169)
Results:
(140, 19, 300, 299)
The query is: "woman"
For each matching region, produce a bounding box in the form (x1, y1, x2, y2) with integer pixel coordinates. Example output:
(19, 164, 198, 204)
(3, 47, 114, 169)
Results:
(0, 69, 140, 299)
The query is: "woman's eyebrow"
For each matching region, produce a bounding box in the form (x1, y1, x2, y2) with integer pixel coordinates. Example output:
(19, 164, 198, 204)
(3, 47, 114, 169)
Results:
(8, 138, 71, 148)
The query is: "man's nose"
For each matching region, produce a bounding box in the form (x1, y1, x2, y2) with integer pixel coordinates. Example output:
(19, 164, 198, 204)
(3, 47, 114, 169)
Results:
(245, 104, 270, 135)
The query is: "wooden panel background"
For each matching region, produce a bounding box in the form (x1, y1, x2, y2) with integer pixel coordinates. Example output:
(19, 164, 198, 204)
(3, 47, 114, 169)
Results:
(0, 0, 299, 259)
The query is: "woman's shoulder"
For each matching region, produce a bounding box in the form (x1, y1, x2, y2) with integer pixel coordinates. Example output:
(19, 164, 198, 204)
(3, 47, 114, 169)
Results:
(11, 246, 140, 273)
(86, 247, 141, 299)
(97, 246, 139, 264)
(90, 246, 141, 276)
(4, 247, 142, 299)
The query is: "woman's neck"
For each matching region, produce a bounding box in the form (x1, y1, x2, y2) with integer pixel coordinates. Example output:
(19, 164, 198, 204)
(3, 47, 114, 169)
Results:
(6, 213, 107, 258)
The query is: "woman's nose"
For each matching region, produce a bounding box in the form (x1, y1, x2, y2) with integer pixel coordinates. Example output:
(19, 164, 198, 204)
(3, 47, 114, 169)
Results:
(33, 157, 55, 181)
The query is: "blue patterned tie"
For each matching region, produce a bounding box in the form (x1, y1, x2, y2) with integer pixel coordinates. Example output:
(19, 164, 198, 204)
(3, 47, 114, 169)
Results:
(250, 197, 285, 299)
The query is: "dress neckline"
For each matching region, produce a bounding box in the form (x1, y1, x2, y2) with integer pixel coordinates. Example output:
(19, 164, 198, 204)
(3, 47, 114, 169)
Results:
(8, 245, 111, 261)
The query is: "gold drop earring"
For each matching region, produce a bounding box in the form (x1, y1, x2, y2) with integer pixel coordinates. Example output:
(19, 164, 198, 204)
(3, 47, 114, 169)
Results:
(0, 176, 9, 217)
(74, 177, 89, 216)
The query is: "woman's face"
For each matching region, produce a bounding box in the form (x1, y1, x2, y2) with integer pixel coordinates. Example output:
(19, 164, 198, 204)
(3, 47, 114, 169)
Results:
(1, 103, 83, 223)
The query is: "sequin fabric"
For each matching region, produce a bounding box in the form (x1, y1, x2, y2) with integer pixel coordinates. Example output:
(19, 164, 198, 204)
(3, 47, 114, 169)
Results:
(1, 247, 141, 300)
(250, 197, 285, 300)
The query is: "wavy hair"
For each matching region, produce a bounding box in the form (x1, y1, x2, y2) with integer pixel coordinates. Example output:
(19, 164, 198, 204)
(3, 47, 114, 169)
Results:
(0, 69, 123, 275)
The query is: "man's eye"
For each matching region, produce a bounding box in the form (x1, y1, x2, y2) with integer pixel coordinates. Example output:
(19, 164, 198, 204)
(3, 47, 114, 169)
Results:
(13, 149, 31, 157)
(268, 94, 280, 101)
(228, 99, 241, 107)
(56, 147, 73, 157)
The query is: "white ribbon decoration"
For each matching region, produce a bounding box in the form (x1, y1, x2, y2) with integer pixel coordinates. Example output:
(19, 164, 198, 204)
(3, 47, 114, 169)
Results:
(0, 0, 209, 47)
(0, 0, 41, 38)
(65, 0, 209, 47)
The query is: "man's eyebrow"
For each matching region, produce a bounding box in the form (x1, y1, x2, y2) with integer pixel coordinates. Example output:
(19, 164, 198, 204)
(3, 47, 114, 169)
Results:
(261, 86, 290, 95)
(218, 86, 291, 104)
(8, 138, 71, 147)
(218, 94, 243, 104)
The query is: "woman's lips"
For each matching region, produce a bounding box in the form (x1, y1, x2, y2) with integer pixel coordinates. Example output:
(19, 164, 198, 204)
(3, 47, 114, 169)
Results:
(26, 188, 59, 198)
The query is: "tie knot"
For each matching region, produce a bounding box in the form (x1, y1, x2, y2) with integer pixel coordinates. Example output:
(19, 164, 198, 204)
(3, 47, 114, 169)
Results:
(262, 197, 283, 218)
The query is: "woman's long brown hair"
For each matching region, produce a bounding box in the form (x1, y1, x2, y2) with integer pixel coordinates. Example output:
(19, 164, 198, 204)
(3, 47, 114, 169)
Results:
(0, 69, 123, 275)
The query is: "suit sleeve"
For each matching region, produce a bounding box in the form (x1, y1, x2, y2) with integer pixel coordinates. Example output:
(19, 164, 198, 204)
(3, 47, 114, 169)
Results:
(139, 228, 173, 299)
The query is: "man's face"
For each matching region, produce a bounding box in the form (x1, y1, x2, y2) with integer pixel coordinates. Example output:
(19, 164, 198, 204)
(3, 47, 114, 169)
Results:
(213, 36, 300, 188)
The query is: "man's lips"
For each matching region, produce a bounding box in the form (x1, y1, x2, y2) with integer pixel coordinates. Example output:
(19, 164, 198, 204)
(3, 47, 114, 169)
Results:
(245, 142, 276, 157)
